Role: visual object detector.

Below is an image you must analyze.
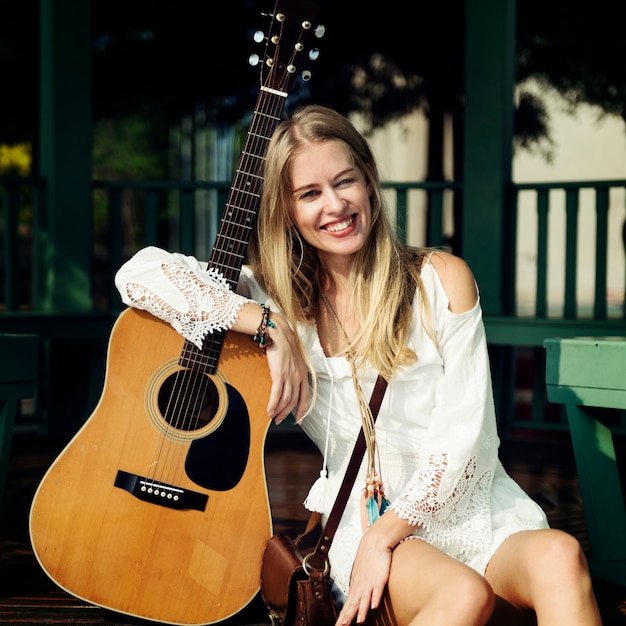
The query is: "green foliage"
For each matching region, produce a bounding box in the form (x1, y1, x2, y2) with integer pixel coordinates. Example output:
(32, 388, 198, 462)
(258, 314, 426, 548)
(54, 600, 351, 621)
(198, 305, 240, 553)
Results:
(93, 116, 167, 181)
(0, 143, 31, 176)
(92, 115, 169, 245)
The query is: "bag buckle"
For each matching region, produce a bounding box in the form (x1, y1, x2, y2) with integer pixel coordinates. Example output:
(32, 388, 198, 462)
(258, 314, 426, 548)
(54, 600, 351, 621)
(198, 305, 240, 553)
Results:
(302, 552, 330, 576)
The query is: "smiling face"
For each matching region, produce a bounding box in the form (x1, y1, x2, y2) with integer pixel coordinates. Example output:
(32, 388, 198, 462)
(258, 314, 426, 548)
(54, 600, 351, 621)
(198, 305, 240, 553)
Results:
(289, 140, 373, 270)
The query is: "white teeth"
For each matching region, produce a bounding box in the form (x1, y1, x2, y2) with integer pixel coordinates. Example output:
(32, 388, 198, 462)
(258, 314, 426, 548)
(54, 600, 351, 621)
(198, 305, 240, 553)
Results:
(325, 216, 354, 233)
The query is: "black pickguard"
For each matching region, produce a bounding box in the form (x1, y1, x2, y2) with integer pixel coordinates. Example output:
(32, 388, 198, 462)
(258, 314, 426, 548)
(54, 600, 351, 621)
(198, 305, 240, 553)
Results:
(185, 383, 250, 491)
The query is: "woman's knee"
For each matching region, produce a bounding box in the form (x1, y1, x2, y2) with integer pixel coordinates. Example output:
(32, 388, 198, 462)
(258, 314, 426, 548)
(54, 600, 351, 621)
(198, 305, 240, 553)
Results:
(386, 540, 495, 624)
(444, 569, 495, 620)
(389, 565, 495, 623)
(533, 530, 591, 585)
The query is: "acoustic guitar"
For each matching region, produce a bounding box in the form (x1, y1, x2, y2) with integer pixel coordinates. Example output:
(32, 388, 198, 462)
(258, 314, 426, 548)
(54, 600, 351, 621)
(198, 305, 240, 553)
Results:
(29, 2, 320, 624)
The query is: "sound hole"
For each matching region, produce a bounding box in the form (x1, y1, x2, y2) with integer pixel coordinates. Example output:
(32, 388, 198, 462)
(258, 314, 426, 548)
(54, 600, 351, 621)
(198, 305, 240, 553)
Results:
(157, 369, 218, 432)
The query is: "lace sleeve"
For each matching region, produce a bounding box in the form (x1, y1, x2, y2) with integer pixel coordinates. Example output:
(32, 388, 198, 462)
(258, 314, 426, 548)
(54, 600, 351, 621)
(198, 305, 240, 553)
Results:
(387, 267, 499, 534)
(115, 246, 251, 349)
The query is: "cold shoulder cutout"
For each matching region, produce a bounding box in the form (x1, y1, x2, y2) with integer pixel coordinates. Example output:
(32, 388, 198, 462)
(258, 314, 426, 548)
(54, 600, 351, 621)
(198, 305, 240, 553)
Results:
(428, 251, 478, 314)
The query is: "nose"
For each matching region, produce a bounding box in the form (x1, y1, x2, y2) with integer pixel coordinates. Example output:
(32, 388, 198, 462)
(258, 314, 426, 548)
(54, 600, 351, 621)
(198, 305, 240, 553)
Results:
(325, 186, 345, 212)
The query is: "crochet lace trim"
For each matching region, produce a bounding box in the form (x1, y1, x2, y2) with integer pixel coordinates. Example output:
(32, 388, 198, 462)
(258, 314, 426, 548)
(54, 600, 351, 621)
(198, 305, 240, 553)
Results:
(389, 454, 493, 551)
(124, 262, 247, 349)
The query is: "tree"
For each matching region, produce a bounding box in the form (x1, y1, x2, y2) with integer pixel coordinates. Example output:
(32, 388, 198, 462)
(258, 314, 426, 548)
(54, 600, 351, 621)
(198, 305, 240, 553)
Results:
(2, 0, 625, 173)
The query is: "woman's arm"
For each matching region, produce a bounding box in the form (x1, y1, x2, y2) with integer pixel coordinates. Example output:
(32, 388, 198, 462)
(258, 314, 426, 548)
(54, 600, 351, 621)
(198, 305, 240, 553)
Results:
(115, 246, 310, 423)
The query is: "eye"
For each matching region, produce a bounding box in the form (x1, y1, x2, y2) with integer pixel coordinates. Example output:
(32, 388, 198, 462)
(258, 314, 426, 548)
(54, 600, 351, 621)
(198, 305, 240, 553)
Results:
(337, 177, 354, 187)
(299, 189, 319, 200)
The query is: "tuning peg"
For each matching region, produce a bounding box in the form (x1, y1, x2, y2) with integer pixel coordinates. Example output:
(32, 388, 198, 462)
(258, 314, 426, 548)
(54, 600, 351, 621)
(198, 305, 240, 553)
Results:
(309, 48, 320, 61)
(248, 53, 261, 67)
(253, 30, 265, 44)
(314, 25, 325, 39)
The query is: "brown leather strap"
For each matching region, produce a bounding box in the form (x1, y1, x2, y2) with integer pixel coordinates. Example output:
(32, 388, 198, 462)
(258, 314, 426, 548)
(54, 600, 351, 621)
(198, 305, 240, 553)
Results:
(308, 374, 388, 565)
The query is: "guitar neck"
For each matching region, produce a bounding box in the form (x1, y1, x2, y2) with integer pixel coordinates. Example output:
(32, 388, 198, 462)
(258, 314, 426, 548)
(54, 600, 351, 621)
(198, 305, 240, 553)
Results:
(208, 87, 287, 289)
(178, 90, 287, 373)
(179, 0, 321, 373)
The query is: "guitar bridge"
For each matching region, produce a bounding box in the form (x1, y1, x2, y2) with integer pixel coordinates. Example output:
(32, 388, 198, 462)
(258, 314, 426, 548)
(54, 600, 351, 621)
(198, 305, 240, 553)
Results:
(114, 469, 208, 511)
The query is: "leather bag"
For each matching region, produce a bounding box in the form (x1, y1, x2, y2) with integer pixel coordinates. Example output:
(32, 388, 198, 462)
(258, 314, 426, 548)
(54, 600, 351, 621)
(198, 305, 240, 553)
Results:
(260, 532, 337, 626)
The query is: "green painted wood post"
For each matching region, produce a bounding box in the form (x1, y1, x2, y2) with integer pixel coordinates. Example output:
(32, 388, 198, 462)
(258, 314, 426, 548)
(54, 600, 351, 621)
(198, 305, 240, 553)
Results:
(38, 0, 92, 310)
(594, 188, 609, 320)
(462, 0, 516, 316)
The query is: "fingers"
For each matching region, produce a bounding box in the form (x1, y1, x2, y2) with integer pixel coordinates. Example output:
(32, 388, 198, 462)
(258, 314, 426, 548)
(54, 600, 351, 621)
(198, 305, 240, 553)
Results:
(266, 368, 310, 424)
(262, 314, 310, 424)
(337, 588, 381, 625)
(266, 377, 298, 424)
(293, 377, 311, 422)
(336, 533, 393, 625)
(337, 593, 372, 625)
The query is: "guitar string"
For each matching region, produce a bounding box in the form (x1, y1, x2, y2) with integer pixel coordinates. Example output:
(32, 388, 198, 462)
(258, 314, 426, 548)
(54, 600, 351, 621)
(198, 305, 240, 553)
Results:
(171, 87, 282, 484)
(146, 19, 306, 488)
(147, 83, 283, 486)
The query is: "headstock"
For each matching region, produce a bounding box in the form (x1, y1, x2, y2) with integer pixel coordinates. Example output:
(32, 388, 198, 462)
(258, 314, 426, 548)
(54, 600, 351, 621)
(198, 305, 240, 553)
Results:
(249, 0, 324, 94)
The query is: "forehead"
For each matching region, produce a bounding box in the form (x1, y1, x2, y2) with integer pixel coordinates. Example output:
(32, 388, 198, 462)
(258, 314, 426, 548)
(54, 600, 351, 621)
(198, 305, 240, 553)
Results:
(289, 140, 353, 181)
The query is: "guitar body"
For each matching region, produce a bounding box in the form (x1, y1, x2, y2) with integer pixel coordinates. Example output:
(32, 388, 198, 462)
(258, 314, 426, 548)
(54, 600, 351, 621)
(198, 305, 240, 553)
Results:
(30, 308, 273, 625)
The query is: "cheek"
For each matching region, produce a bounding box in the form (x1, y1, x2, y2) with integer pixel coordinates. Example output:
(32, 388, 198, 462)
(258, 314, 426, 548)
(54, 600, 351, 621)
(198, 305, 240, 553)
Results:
(291, 203, 316, 233)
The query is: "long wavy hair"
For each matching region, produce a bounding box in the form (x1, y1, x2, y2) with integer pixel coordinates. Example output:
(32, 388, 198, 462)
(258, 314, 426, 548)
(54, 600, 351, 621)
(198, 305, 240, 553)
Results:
(248, 104, 430, 381)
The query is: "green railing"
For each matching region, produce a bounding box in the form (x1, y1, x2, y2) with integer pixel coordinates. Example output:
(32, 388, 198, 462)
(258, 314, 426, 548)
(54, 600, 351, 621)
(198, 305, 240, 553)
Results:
(0, 176, 45, 311)
(3, 176, 625, 318)
(2, 176, 625, 437)
(511, 179, 626, 320)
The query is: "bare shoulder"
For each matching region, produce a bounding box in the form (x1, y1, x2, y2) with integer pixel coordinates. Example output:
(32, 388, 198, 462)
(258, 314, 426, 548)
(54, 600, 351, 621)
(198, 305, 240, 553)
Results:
(428, 251, 478, 313)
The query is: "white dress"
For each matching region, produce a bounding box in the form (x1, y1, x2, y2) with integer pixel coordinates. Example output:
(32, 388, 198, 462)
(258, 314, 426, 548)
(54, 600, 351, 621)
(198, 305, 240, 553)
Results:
(115, 247, 549, 603)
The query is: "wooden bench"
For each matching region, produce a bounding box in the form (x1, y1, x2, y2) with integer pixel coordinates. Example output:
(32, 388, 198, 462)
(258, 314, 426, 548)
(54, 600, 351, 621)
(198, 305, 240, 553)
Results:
(0, 312, 117, 438)
(484, 317, 626, 436)
(545, 336, 626, 584)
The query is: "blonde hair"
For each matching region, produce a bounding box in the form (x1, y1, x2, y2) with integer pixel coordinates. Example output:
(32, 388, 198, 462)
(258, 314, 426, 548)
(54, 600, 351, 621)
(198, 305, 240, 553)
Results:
(249, 104, 430, 380)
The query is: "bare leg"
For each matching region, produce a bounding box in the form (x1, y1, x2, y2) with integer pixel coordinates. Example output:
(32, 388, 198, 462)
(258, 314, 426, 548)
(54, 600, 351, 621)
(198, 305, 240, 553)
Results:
(365, 538, 494, 626)
(484, 529, 601, 626)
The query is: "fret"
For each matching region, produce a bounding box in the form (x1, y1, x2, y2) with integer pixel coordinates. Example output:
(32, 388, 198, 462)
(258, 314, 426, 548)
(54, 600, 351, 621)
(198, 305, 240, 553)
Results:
(221, 205, 258, 216)
(219, 213, 257, 227)
(225, 192, 262, 205)
(179, 336, 222, 372)
(214, 235, 250, 250)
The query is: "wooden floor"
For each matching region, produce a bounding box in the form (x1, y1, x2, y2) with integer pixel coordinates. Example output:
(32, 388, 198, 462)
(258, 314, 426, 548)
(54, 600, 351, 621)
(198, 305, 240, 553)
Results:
(2, 428, 626, 625)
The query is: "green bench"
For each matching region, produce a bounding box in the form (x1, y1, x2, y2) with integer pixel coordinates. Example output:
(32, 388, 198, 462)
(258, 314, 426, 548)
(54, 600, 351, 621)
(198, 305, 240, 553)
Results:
(545, 336, 626, 584)
(0, 333, 39, 508)
(484, 317, 626, 435)
(0, 311, 117, 438)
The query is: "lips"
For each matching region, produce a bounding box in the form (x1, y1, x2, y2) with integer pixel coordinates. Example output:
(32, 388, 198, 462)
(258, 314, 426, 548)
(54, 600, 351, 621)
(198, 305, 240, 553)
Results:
(323, 215, 355, 233)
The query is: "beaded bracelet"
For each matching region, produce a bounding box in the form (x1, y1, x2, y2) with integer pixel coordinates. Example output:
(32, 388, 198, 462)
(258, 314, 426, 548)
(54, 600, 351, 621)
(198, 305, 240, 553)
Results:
(252, 303, 275, 350)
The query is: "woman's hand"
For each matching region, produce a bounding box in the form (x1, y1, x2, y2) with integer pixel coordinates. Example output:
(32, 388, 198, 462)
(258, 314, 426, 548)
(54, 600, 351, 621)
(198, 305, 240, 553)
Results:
(337, 511, 417, 625)
(264, 313, 310, 424)
(232, 302, 309, 424)
(336, 528, 393, 625)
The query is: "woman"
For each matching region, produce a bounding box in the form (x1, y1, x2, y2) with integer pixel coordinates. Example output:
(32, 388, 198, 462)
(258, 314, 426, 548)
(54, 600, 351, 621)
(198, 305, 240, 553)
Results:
(115, 105, 601, 625)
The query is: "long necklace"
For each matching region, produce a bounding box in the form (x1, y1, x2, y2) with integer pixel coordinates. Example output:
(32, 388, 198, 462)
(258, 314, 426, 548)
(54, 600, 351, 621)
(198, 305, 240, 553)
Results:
(320, 290, 390, 528)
